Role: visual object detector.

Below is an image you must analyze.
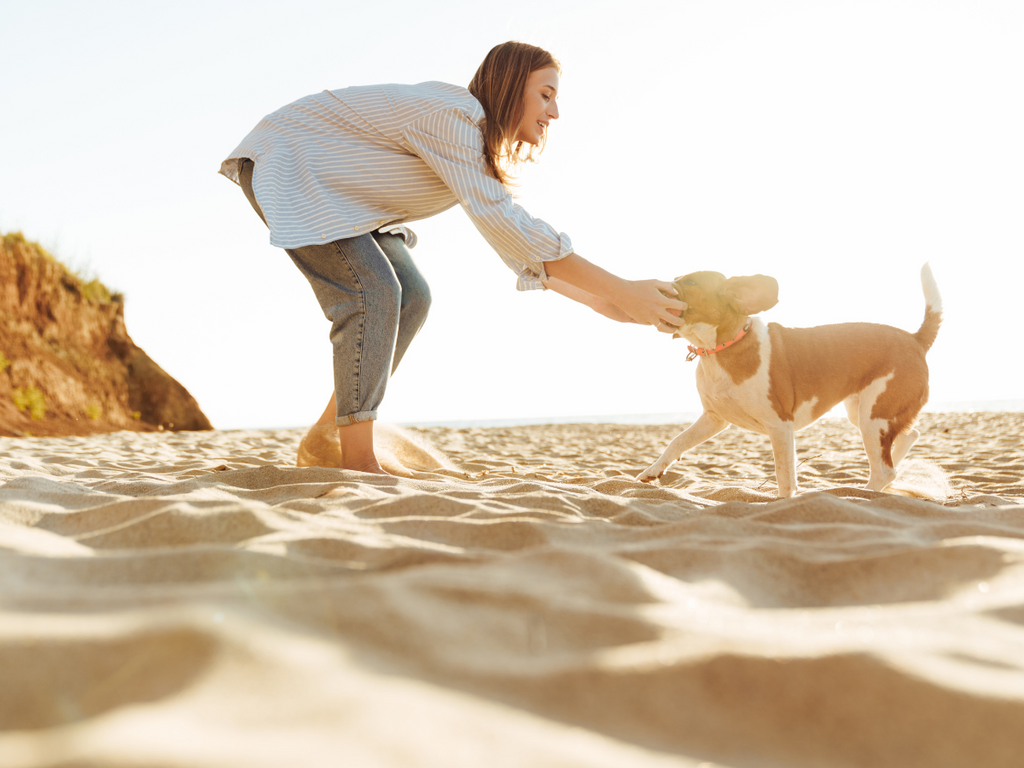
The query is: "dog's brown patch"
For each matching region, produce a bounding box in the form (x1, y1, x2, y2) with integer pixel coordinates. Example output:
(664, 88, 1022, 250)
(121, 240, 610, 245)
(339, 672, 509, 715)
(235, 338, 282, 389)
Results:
(767, 322, 928, 426)
(715, 329, 761, 385)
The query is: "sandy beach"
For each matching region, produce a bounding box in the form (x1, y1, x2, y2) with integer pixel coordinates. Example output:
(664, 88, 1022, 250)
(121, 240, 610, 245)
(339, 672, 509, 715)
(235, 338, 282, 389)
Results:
(1, 411, 1023, 767)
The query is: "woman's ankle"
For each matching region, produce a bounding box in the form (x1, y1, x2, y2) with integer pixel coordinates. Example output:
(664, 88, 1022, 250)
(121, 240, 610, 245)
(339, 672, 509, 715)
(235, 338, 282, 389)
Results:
(337, 421, 389, 475)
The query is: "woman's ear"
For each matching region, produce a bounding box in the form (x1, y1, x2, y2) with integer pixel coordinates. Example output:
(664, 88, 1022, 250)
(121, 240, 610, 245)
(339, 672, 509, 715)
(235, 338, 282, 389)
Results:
(721, 275, 779, 315)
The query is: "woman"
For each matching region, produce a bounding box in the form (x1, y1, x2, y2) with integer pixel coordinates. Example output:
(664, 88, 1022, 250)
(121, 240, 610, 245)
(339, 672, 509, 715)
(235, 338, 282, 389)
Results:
(220, 41, 684, 474)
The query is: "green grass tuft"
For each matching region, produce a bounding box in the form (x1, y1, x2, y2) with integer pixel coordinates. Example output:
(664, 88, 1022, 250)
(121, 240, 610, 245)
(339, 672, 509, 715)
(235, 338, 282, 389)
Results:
(81, 279, 113, 304)
(13, 386, 47, 420)
(2, 230, 120, 305)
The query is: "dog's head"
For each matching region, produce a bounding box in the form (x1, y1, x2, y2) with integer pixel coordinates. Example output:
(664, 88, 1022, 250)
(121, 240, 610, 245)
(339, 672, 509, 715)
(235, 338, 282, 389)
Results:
(670, 271, 779, 339)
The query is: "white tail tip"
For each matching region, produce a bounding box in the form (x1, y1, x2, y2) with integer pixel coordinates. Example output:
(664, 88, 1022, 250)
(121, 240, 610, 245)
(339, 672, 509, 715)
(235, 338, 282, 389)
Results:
(921, 262, 942, 314)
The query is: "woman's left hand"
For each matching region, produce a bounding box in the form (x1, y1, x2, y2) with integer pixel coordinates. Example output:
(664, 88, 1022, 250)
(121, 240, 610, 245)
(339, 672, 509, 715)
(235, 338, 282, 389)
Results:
(616, 279, 687, 331)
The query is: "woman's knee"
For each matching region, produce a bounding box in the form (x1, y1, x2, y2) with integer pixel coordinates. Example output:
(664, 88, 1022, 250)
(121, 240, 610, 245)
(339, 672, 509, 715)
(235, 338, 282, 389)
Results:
(374, 231, 430, 324)
(401, 277, 431, 326)
(367, 269, 404, 320)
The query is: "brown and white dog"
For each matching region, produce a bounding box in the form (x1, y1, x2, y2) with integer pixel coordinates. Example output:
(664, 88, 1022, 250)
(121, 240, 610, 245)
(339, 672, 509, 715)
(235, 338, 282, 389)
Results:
(637, 265, 942, 497)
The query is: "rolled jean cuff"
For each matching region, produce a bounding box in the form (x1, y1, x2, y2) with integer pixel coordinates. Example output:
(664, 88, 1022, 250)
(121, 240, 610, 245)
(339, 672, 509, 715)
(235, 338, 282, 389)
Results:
(336, 409, 377, 427)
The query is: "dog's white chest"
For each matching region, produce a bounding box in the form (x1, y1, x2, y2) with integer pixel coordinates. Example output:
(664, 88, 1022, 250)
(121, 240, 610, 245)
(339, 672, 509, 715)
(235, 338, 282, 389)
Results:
(695, 359, 771, 435)
(687, 324, 775, 434)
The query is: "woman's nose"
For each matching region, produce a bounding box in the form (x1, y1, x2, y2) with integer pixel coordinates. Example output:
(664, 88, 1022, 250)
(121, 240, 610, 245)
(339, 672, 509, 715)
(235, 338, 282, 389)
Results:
(549, 101, 559, 120)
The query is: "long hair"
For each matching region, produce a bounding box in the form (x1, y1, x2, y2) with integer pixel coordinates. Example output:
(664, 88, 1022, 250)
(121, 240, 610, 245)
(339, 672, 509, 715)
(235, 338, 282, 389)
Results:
(468, 41, 560, 189)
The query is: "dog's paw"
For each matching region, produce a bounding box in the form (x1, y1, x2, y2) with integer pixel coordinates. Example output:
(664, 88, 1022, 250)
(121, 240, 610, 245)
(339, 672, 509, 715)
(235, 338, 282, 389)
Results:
(636, 466, 665, 483)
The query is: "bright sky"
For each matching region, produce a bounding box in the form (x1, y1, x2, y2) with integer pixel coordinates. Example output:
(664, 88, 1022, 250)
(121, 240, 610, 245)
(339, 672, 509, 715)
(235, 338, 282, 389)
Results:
(2, 0, 1021, 429)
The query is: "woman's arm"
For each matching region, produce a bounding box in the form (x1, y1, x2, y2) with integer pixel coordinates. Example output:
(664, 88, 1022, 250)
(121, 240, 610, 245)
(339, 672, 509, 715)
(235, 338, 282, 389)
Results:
(544, 253, 685, 331)
(544, 276, 637, 323)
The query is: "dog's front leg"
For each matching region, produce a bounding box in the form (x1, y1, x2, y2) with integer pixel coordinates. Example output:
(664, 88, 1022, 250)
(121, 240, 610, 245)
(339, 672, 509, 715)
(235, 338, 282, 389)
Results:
(766, 422, 798, 497)
(637, 413, 730, 482)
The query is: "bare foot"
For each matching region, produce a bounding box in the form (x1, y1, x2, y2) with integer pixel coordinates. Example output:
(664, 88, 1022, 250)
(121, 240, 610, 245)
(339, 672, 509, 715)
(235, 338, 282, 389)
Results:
(296, 422, 391, 475)
(347, 460, 389, 475)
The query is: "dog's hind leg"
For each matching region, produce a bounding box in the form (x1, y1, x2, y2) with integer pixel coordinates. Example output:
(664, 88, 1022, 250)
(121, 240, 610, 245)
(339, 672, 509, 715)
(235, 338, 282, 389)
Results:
(859, 419, 899, 491)
(848, 394, 915, 477)
(891, 427, 919, 467)
(852, 377, 900, 491)
(637, 412, 730, 482)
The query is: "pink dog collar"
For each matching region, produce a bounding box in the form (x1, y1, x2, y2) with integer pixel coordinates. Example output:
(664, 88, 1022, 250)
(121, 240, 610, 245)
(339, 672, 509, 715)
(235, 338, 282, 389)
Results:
(686, 320, 752, 362)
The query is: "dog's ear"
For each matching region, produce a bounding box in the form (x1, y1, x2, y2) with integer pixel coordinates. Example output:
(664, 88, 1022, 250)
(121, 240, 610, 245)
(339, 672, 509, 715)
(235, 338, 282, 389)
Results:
(722, 275, 779, 315)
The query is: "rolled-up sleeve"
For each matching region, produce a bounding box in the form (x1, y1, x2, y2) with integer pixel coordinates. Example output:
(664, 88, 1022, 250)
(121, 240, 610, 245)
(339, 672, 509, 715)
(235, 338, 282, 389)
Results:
(400, 109, 572, 290)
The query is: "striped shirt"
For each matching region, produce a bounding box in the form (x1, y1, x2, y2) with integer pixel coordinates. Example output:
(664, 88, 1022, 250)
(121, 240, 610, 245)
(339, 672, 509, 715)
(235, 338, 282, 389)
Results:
(219, 81, 573, 290)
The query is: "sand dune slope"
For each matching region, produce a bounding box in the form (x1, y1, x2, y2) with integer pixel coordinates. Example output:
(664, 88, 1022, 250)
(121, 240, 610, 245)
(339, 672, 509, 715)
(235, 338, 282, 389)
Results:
(1, 413, 1022, 767)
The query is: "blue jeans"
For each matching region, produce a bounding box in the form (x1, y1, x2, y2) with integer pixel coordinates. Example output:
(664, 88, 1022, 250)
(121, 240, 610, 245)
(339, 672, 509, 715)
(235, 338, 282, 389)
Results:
(238, 159, 431, 425)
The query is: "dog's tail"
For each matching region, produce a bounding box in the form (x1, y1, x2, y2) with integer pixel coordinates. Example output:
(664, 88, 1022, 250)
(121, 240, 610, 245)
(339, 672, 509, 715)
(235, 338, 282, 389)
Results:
(914, 262, 942, 353)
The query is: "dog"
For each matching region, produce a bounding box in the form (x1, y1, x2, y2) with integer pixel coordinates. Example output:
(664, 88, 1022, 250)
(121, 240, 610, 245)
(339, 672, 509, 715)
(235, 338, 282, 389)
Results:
(637, 264, 942, 497)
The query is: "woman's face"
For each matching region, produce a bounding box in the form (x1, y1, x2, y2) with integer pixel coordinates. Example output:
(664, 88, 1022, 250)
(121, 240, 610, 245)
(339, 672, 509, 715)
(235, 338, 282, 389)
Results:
(514, 66, 560, 145)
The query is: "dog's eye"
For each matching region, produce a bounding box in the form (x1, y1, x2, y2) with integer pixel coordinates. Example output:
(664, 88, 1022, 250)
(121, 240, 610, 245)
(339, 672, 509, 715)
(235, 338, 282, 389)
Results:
(683, 278, 697, 286)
